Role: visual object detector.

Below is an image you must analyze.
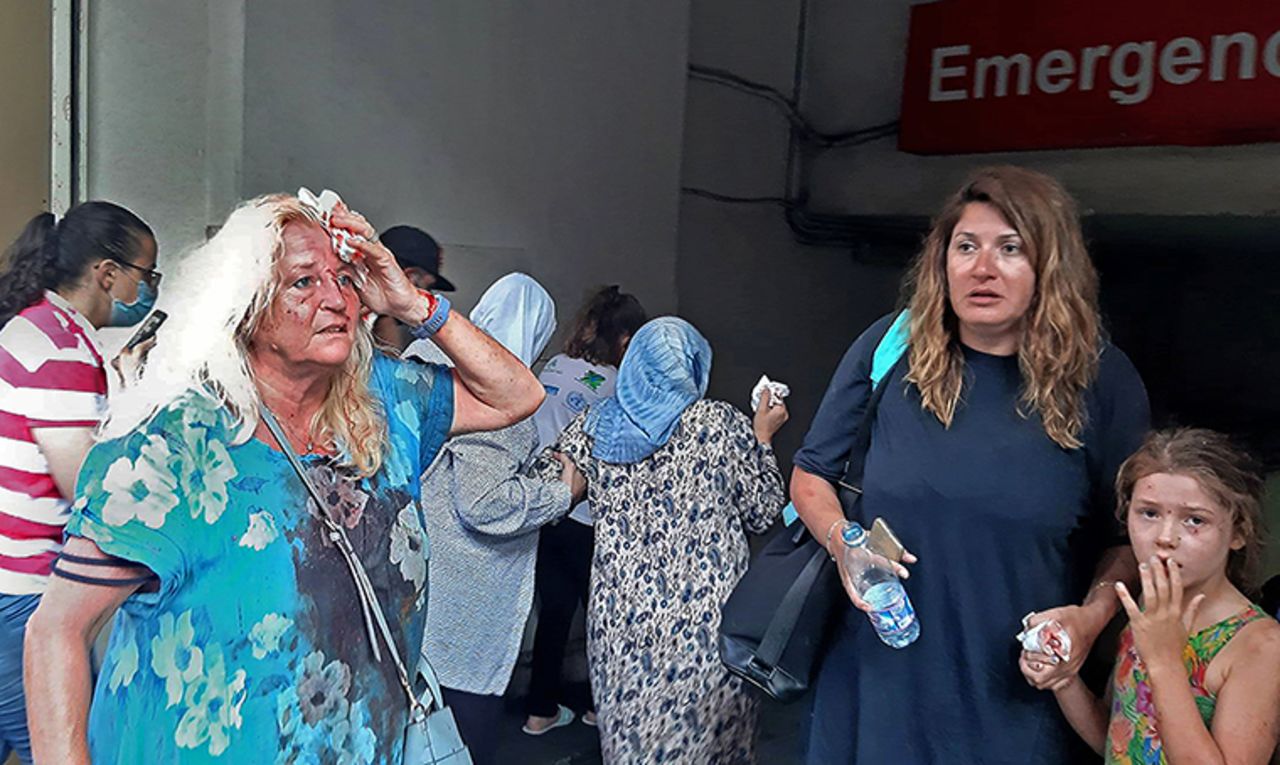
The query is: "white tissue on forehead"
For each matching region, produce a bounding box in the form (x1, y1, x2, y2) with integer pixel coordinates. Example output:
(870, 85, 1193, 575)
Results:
(297, 186, 361, 265)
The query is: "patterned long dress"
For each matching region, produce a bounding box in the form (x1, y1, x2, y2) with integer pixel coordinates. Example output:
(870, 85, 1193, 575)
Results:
(556, 399, 786, 764)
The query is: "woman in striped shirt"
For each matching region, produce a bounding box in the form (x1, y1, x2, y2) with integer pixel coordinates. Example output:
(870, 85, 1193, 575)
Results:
(0, 202, 157, 764)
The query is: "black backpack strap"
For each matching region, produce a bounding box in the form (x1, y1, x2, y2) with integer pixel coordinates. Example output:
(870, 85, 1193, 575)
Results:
(751, 365, 902, 673)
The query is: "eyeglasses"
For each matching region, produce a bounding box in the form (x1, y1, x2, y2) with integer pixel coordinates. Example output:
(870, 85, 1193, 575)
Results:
(116, 260, 163, 289)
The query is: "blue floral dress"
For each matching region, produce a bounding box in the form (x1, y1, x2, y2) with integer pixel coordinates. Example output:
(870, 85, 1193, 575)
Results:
(65, 354, 453, 765)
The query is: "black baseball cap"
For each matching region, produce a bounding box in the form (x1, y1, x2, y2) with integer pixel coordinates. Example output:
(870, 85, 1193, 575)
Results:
(378, 225, 456, 292)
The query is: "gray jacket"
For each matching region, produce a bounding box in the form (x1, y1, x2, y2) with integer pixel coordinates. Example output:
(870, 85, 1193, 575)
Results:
(420, 416, 572, 694)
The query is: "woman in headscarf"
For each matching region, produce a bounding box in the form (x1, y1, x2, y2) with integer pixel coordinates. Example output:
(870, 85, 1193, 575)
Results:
(413, 273, 583, 765)
(553, 316, 789, 764)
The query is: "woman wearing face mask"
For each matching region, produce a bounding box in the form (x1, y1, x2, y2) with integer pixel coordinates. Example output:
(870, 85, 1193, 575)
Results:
(411, 273, 583, 765)
(0, 201, 157, 764)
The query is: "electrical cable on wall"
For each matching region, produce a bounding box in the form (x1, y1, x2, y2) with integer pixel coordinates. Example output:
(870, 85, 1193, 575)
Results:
(687, 64, 899, 148)
(683, 0, 921, 253)
(680, 187, 794, 207)
(678, 70, 898, 213)
(680, 185, 928, 250)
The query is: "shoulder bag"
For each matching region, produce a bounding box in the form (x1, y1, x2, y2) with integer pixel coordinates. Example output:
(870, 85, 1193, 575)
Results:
(717, 311, 908, 702)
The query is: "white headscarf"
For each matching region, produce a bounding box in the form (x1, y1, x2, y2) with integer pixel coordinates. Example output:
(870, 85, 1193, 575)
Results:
(468, 272, 556, 366)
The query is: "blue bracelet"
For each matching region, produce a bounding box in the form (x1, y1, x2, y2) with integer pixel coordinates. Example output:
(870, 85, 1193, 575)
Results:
(409, 294, 451, 339)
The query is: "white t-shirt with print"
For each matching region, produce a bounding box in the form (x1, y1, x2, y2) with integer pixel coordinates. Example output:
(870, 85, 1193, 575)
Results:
(533, 353, 616, 525)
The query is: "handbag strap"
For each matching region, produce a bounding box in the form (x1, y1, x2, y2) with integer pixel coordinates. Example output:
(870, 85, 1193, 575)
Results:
(747, 312, 912, 678)
(752, 542, 831, 671)
(835, 356, 901, 503)
(837, 311, 910, 506)
(752, 321, 908, 670)
(259, 407, 437, 721)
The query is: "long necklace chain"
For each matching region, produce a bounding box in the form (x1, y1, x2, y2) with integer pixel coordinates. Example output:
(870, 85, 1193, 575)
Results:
(262, 402, 321, 454)
(280, 415, 317, 453)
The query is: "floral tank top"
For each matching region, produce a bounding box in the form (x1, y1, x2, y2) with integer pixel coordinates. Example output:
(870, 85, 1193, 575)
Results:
(1105, 604, 1270, 764)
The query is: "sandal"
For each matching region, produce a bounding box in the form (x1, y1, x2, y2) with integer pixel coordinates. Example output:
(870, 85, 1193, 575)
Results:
(522, 705, 575, 736)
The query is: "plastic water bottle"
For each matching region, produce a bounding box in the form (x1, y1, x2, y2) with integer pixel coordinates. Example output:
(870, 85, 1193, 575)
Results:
(840, 521, 920, 648)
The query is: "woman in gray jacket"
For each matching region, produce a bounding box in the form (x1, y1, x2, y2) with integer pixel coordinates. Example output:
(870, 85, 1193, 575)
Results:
(412, 273, 583, 765)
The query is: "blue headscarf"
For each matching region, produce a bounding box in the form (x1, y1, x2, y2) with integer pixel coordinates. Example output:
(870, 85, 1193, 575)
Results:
(468, 273, 557, 366)
(583, 316, 712, 464)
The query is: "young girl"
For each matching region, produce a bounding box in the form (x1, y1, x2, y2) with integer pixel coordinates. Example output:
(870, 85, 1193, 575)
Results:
(1029, 428, 1280, 764)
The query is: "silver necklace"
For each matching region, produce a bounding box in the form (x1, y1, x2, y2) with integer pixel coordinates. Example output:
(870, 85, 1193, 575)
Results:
(280, 415, 316, 453)
(262, 404, 318, 453)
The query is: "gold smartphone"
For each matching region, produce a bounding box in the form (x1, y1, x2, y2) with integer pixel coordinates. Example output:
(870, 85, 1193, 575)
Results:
(868, 517, 905, 563)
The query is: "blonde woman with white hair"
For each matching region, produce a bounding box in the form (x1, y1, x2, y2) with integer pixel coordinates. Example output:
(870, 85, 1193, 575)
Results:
(23, 193, 544, 765)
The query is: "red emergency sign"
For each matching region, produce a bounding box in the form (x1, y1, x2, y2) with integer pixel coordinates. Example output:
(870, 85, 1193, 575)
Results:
(898, 0, 1280, 154)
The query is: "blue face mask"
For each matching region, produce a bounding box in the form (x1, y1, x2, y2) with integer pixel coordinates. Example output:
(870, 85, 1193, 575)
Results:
(109, 280, 157, 327)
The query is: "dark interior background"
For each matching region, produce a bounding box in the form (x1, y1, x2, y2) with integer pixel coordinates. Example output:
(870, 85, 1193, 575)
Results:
(1091, 216, 1280, 469)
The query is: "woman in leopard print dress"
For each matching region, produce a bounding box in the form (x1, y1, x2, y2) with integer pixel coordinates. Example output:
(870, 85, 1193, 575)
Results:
(554, 317, 788, 764)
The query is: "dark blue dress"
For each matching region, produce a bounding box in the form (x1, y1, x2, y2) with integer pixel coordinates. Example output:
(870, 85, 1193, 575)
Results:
(794, 315, 1149, 765)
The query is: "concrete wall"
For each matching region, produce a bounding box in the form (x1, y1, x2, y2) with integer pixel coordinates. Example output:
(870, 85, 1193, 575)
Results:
(84, 1, 690, 330)
(0, 0, 51, 247)
(240, 0, 690, 323)
(84, 1, 243, 260)
(677, 0, 909, 467)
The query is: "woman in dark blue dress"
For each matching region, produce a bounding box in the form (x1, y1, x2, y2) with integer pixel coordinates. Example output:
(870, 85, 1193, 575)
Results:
(791, 166, 1150, 764)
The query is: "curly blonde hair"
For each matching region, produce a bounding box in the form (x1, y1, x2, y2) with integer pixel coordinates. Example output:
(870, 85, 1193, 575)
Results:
(902, 166, 1101, 449)
(103, 194, 388, 475)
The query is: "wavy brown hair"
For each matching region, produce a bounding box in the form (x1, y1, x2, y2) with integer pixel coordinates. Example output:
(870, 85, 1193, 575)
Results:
(1115, 428, 1267, 592)
(902, 166, 1101, 448)
(561, 285, 647, 367)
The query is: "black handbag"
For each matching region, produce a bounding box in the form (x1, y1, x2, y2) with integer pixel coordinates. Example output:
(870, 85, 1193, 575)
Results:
(718, 313, 908, 703)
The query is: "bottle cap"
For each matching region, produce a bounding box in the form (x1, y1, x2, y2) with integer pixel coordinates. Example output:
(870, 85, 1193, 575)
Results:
(840, 521, 867, 547)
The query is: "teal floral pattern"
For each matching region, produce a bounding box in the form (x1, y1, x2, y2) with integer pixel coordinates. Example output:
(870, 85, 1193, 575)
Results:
(106, 616, 139, 693)
(173, 642, 247, 756)
(178, 435, 235, 524)
(389, 502, 427, 591)
(151, 610, 205, 706)
(67, 354, 454, 764)
(100, 435, 179, 529)
(239, 510, 279, 551)
(249, 613, 293, 659)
